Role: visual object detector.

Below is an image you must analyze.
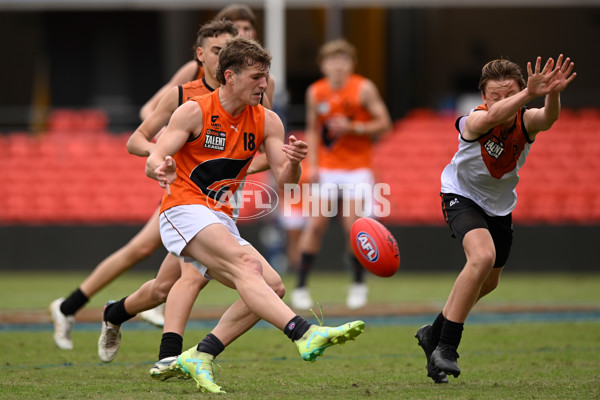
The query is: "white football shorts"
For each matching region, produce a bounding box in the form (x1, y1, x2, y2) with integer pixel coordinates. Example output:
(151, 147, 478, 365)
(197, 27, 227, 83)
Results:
(318, 167, 375, 217)
(159, 204, 250, 277)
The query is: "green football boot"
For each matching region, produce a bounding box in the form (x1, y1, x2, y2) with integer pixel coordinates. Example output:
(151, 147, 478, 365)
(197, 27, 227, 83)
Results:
(175, 347, 225, 394)
(295, 320, 365, 362)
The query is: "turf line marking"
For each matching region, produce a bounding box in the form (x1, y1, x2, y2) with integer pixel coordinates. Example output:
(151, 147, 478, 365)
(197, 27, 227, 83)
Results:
(2, 310, 599, 332)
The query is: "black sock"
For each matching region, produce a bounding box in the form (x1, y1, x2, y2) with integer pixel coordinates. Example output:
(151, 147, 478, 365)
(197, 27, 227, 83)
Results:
(158, 332, 183, 360)
(196, 333, 225, 358)
(350, 254, 365, 284)
(430, 312, 446, 346)
(284, 315, 311, 341)
(60, 288, 89, 316)
(439, 318, 464, 349)
(297, 253, 316, 288)
(103, 297, 136, 325)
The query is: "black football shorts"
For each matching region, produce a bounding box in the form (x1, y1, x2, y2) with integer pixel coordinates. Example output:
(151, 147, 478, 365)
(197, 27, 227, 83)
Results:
(441, 193, 513, 268)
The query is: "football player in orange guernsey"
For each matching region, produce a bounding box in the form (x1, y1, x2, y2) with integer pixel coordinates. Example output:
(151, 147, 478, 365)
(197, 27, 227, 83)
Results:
(96, 19, 255, 367)
(96, 21, 274, 375)
(291, 39, 391, 311)
(416, 55, 575, 383)
(144, 37, 365, 394)
(49, 20, 248, 352)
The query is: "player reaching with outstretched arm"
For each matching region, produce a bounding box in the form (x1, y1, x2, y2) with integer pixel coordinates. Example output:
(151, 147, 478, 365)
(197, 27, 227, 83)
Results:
(415, 55, 576, 383)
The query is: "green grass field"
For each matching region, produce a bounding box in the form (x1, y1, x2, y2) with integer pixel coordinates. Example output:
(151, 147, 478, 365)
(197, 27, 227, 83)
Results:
(1, 271, 599, 399)
(2, 271, 599, 310)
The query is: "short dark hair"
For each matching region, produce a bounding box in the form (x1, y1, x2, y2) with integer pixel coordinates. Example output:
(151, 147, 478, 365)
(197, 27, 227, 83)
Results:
(193, 19, 239, 64)
(479, 58, 526, 94)
(214, 4, 256, 27)
(216, 37, 271, 85)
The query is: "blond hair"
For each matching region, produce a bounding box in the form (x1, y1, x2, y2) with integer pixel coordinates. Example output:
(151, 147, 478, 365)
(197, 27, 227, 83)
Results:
(317, 39, 357, 64)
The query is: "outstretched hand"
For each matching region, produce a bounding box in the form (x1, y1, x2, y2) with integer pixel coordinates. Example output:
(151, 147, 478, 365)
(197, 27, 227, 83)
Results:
(547, 54, 577, 94)
(154, 156, 177, 195)
(282, 135, 308, 164)
(526, 56, 558, 98)
(526, 55, 577, 98)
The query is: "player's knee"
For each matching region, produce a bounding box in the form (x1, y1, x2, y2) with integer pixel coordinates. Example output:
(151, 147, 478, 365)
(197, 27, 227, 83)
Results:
(151, 279, 172, 303)
(270, 279, 286, 298)
(127, 242, 158, 260)
(240, 253, 263, 277)
(469, 247, 496, 270)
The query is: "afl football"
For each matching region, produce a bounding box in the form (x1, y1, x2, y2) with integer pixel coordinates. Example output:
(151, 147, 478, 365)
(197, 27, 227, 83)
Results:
(350, 217, 400, 277)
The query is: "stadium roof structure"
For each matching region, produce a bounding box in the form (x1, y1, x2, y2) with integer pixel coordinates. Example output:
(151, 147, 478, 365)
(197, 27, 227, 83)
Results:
(0, 0, 597, 11)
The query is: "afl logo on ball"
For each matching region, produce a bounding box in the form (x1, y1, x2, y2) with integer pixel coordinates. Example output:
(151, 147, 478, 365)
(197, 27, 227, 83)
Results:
(356, 232, 379, 263)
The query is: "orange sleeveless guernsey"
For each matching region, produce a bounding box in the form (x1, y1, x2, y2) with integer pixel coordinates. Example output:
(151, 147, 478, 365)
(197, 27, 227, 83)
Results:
(160, 88, 266, 218)
(179, 78, 214, 105)
(310, 74, 372, 170)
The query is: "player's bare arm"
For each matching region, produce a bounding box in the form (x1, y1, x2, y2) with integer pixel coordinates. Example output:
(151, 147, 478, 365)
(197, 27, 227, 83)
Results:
(265, 75, 276, 107)
(358, 79, 392, 136)
(524, 54, 577, 139)
(128, 85, 181, 157)
(243, 89, 287, 176)
(146, 101, 203, 190)
(465, 57, 559, 140)
(140, 60, 198, 121)
(263, 109, 306, 189)
(325, 80, 390, 138)
(304, 87, 320, 182)
(261, 91, 272, 110)
(464, 89, 533, 140)
(245, 153, 270, 175)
